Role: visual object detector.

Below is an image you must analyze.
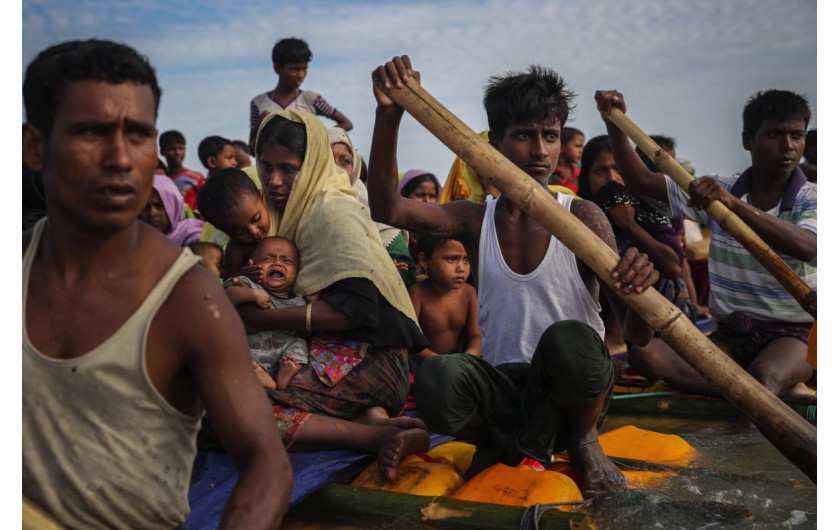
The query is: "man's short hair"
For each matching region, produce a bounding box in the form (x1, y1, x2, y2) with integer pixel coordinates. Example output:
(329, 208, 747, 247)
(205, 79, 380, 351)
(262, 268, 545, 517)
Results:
(198, 135, 234, 169)
(23, 39, 161, 137)
(159, 130, 186, 151)
(196, 167, 260, 227)
(483, 65, 576, 139)
(271, 37, 312, 67)
(742, 90, 811, 139)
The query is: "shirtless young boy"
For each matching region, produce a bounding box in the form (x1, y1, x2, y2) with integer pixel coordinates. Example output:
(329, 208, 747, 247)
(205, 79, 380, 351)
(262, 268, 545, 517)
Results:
(225, 236, 312, 390)
(22, 39, 290, 529)
(367, 56, 658, 496)
(409, 235, 481, 361)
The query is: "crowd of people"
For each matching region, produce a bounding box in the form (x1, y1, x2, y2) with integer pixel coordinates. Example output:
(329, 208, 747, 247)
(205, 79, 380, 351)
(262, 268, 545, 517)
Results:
(22, 36, 816, 529)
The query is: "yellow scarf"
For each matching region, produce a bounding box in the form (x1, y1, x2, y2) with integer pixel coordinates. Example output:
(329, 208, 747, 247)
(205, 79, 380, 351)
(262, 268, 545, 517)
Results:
(256, 110, 417, 324)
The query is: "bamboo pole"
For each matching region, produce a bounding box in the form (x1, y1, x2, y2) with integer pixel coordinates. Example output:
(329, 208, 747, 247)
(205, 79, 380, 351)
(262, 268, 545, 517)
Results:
(607, 108, 816, 318)
(382, 76, 816, 483)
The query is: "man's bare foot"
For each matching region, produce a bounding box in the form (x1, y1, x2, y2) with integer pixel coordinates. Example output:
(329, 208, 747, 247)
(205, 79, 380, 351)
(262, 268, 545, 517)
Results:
(779, 382, 817, 406)
(354, 407, 427, 430)
(378, 427, 430, 482)
(567, 440, 627, 498)
(275, 356, 302, 390)
(253, 362, 276, 390)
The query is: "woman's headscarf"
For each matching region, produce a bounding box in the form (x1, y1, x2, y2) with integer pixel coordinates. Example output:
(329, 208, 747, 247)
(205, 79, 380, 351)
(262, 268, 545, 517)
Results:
(256, 110, 417, 323)
(327, 127, 405, 248)
(398, 169, 441, 196)
(152, 174, 204, 246)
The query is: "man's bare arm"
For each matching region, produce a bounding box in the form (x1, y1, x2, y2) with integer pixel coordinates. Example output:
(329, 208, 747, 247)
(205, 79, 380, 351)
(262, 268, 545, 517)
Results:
(162, 267, 292, 529)
(571, 199, 657, 346)
(594, 90, 669, 202)
(687, 176, 817, 262)
(367, 55, 478, 240)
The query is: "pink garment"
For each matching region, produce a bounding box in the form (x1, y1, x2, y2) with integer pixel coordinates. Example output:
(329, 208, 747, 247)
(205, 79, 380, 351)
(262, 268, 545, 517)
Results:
(153, 174, 204, 246)
(398, 169, 441, 195)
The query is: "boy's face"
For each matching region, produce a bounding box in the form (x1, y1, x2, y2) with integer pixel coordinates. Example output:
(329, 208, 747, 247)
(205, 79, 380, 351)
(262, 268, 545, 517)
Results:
(215, 189, 271, 245)
(491, 118, 561, 186)
(138, 188, 171, 233)
(163, 141, 186, 169)
(252, 238, 299, 295)
(421, 240, 470, 290)
(200, 246, 224, 278)
(743, 117, 807, 181)
(561, 133, 585, 165)
(22, 80, 159, 234)
(210, 145, 238, 172)
(275, 61, 308, 91)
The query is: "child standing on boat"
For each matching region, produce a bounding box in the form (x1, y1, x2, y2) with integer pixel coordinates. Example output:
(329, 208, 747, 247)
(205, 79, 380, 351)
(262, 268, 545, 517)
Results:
(248, 37, 353, 152)
(409, 235, 481, 364)
(225, 236, 312, 391)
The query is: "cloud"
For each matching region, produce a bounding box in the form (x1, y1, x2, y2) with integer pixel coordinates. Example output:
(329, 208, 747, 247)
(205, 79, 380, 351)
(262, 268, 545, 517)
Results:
(22, 0, 816, 178)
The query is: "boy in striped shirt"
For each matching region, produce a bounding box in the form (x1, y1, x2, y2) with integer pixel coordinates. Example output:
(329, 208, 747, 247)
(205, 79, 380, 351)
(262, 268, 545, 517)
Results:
(595, 88, 816, 410)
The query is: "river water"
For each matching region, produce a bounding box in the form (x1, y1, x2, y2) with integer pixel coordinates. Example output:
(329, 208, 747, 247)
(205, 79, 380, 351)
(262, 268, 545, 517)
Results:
(592, 414, 817, 529)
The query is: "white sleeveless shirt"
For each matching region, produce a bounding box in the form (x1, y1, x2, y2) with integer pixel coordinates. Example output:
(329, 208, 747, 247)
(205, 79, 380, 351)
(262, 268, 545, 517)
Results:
(477, 195, 605, 366)
(23, 218, 202, 529)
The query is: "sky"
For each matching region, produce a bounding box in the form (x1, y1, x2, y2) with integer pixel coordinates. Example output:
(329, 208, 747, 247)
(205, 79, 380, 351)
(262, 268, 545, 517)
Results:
(15, 0, 835, 522)
(21, 0, 818, 181)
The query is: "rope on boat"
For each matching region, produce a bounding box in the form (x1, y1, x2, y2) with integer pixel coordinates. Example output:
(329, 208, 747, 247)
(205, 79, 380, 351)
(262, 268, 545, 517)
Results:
(611, 391, 683, 400)
(613, 390, 817, 426)
(520, 500, 590, 530)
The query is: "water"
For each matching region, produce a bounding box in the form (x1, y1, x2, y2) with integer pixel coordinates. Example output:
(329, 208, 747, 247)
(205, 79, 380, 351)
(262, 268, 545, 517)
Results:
(283, 415, 817, 529)
(592, 415, 817, 529)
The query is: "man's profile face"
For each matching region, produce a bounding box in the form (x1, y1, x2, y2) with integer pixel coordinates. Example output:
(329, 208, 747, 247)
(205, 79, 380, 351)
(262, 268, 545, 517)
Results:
(491, 118, 562, 186)
(29, 80, 159, 233)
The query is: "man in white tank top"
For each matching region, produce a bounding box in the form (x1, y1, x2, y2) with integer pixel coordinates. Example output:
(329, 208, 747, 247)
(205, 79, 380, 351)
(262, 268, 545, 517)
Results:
(22, 40, 291, 528)
(368, 56, 659, 497)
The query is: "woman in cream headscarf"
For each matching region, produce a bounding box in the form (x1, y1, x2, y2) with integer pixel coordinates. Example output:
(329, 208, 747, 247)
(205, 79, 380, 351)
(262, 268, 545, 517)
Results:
(328, 127, 417, 287)
(231, 110, 429, 481)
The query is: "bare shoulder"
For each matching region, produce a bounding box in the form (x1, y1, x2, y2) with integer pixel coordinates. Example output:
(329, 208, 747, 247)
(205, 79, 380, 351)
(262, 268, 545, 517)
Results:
(570, 199, 612, 241)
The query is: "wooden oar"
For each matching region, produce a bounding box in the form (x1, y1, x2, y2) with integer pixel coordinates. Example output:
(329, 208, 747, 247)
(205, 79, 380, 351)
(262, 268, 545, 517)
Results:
(382, 76, 817, 483)
(606, 108, 816, 318)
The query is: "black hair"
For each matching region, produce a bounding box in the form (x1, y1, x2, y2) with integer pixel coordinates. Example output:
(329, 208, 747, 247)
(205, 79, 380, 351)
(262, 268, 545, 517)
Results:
(251, 236, 299, 265)
(255, 116, 307, 161)
(272, 37, 312, 67)
(232, 139, 250, 151)
(187, 241, 222, 258)
(159, 130, 186, 151)
(416, 234, 454, 261)
(633, 135, 675, 173)
(804, 129, 817, 163)
(561, 127, 584, 145)
(742, 90, 811, 139)
(483, 65, 576, 140)
(156, 158, 168, 174)
(198, 135, 234, 169)
(578, 135, 612, 201)
(196, 167, 260, 227)
(23, 38, 161, 138)
(400, 174, 439, 198)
